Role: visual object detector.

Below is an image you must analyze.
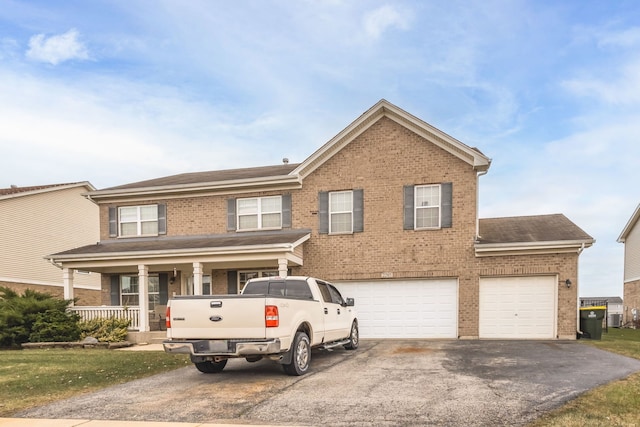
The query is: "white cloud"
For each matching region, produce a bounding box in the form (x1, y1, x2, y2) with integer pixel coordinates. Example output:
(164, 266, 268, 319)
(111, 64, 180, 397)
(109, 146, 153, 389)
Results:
(562, 58, 640, 105)
(597, 27, 640, 48)
(362, 5, 411, 40)
(26, 28, 89, 65)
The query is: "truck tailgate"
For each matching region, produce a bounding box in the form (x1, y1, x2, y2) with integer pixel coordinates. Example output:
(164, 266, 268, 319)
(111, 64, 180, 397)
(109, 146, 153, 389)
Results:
(168, 295, 267, 340)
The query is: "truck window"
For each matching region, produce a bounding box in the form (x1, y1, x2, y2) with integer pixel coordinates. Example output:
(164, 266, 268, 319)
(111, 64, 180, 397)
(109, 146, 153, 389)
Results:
(269, 281, 285, 296)
(316, 282, 333, 303)
(243, 281, 268, 295)
(328, 284, 345, 305)
(285, 280, 314, 300)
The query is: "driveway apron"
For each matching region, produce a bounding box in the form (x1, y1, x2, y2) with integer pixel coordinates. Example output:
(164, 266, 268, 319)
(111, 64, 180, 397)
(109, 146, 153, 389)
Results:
(16, 340, 640, 426)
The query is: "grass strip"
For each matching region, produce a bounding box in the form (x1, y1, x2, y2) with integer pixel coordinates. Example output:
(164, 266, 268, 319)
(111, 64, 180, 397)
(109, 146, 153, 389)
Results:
(529, 328, 640, 426)
(0, 348, 189, 416)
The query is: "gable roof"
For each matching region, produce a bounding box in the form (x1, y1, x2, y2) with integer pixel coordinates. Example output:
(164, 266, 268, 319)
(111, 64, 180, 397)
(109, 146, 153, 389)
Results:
(87, 99, 490, 201)
(292, 99, 491, 178)
(618, 203, 640, 243)
(475, 214, 594, 256)
(0, 182, 95, 201)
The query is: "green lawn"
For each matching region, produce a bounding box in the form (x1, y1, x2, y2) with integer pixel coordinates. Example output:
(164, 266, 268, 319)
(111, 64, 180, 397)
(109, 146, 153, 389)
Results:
(0, 348, 190, 416)
(529, 328, 640, 426)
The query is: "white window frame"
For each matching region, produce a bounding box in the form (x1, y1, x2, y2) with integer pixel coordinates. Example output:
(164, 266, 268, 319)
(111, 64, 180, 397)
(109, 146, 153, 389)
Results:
(237, 270, 279, 294)
(118, 205, 159, 237)
(120, 274, 160, 310)
(415, 184, 441, 229)
(236, 196, 282, 231)
(329, 190, 353, 234)
(186, 275, 212, 295)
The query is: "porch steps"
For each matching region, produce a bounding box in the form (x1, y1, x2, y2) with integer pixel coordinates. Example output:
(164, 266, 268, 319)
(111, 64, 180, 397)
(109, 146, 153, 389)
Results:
(126, 331, 167, 345)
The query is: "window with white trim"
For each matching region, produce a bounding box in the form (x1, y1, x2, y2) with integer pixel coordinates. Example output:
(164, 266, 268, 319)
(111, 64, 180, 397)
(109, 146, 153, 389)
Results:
(238, 270, 279, 293)
(415, 184, 441, 229)
(329, 190, 353, 234)
(186, 275, 212, 295)
(237, 196, 282, 231)
(120, 274, 160, 310)
(119, 205, 158, 237)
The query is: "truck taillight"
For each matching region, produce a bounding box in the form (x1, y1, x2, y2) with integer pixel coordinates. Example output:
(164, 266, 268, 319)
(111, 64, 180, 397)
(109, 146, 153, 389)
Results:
(265, 305, 279, 328)
(165, 306, 171, 329)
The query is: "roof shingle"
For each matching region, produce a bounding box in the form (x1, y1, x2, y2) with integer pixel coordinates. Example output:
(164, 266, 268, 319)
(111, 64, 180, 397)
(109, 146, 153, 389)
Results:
(477, 214, 593, 245)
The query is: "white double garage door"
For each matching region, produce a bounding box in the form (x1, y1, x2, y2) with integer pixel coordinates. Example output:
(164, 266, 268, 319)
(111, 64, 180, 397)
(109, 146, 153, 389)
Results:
(336, 276, 557, 339)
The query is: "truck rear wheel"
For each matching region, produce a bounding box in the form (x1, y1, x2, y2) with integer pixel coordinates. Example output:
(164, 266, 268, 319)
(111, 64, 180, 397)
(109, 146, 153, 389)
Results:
(283, 331, 311, 376)
(194, 359, 227, 373)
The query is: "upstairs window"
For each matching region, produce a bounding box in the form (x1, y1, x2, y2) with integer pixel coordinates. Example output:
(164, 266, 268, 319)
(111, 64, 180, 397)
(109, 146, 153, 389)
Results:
(318, 189, 364, 235)
(227, 195, 291, 232)
(403, 183, 452, 230)
(109, 204, 166, 238)
(119, 205, 158, 236)
(237, 196, 282, 230)
(415, 185, 441, 229)
(329, 191, 353, 234)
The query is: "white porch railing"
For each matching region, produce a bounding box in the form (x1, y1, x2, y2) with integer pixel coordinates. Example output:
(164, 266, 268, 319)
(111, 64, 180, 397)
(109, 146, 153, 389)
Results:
(70, 306, 140, 331)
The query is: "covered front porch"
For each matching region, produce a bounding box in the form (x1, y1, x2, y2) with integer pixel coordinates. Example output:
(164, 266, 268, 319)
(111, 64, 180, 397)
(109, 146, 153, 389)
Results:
(48, 229, 311, 332)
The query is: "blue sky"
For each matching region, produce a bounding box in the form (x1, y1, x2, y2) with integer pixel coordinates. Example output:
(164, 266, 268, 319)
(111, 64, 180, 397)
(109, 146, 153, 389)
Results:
(1, 1, 639, 298)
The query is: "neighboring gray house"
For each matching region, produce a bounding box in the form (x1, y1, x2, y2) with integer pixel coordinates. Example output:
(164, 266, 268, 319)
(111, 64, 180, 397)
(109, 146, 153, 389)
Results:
(618, 203, 640, 327)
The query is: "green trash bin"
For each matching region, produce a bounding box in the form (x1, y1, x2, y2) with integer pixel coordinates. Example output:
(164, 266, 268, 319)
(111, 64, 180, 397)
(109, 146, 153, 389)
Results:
(580, 306, 606, 339)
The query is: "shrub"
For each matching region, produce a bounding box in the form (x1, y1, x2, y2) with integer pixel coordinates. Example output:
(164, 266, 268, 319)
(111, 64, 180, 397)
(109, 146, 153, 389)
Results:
(29, 309, 81, 342)
(79, 317, 130, 342)
(0, 287, 76, 348)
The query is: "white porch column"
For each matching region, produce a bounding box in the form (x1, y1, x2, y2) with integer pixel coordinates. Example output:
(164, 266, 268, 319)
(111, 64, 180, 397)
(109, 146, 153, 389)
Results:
(62, 268, 74, 305)
(138, 264, 149, 332)
(193, 262, 203, 295)
(278, 258, 288, 278)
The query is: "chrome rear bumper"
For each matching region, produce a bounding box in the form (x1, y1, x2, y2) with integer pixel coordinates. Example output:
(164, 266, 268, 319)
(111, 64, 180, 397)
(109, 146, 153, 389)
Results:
(163, 338, 281, 357)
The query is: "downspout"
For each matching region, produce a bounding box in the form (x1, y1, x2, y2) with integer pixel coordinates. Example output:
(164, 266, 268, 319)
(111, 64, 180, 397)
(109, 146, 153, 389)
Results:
(576, 242, 586, 338)
(475, 169, 489, 240)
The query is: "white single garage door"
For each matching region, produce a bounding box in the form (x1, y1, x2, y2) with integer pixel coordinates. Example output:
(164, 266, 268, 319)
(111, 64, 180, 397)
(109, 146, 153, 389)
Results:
(479, 276, 557, 339)
(336, 279, 458, 339)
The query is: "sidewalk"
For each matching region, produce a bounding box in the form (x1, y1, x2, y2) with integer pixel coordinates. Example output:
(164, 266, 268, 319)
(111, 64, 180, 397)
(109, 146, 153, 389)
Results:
(0, 419, 284, 427)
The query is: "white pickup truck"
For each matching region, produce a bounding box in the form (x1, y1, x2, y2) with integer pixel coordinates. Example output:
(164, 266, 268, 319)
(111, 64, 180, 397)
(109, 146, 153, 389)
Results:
(163, 276, 358, 376)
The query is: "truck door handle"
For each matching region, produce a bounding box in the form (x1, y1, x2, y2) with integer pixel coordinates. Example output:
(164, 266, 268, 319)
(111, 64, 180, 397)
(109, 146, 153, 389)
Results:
(324, 308, 328, 314)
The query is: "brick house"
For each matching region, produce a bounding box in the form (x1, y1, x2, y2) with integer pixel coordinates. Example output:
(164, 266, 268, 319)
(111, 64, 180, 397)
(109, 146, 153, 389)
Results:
(1, 182, 101, 304)
(618, 203, 640, 326)
(48, 100, 593, 339)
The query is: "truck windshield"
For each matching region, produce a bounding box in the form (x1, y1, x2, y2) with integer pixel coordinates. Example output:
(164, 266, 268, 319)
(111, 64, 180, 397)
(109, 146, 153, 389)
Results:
(243, 280, 313, 300)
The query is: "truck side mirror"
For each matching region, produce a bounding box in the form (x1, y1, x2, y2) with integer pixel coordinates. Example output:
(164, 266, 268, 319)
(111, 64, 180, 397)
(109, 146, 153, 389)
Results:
(346, 298, 355, 307)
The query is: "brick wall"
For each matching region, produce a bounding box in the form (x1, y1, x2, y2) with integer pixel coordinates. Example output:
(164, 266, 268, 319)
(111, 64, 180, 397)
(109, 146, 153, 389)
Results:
(624, 279, 640, 325)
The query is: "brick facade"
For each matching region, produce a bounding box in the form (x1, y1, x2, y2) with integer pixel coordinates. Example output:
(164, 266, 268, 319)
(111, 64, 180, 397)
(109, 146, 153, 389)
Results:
(77, 101, 590, 339)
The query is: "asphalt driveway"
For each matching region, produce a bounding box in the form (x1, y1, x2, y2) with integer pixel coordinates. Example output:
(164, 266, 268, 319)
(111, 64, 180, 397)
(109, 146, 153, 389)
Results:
(17, 340, 640, 426)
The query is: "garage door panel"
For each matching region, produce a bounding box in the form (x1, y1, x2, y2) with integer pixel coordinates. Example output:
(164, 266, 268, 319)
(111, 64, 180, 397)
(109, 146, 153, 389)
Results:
(337, 279, 458, 339)
(479, 277, 556, 339)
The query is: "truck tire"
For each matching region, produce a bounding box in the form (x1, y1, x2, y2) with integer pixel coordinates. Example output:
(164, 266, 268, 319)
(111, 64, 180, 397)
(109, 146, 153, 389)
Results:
(344, 320, 359, 350)
(283, 331, 311, 376)
(194, 359, 227, 373)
